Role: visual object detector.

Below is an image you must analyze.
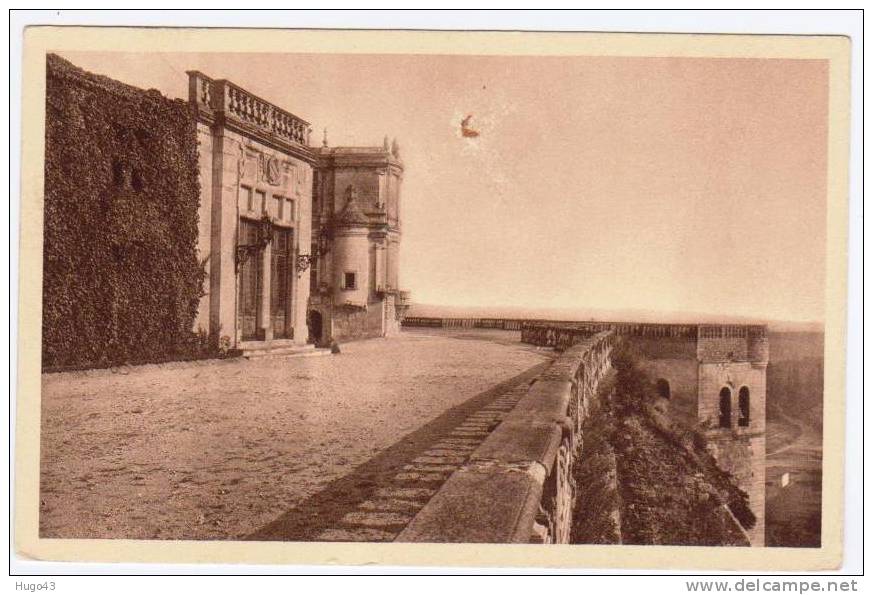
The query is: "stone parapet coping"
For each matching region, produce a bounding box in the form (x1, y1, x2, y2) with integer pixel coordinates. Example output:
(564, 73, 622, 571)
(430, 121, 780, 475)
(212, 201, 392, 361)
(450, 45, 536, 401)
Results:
(397, 331, 615, 543)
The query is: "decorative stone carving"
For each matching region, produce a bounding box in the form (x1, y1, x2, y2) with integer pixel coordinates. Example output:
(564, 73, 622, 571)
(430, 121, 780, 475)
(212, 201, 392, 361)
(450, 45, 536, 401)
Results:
(237, 144, 247, 177)
(259, 154, 282, 186)
(336, 184, 369, 226)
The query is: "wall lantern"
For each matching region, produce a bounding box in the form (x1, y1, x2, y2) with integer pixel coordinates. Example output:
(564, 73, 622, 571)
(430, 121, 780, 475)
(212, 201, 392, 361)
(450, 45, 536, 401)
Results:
(235, 213, 274, 273)
(296, 253, 314, 276)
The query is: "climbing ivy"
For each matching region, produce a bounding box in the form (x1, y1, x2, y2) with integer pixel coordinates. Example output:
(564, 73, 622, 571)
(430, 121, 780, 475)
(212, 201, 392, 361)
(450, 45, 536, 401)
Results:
(42, 54, 204, 369)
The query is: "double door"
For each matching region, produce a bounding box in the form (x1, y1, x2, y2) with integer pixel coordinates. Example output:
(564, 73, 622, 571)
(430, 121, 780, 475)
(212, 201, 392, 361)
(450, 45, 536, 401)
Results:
(238, 220, 293, 341)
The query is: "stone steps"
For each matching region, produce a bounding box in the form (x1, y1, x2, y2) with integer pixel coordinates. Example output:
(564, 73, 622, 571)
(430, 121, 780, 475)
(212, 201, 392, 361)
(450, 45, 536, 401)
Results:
(240, 342, 331, 360)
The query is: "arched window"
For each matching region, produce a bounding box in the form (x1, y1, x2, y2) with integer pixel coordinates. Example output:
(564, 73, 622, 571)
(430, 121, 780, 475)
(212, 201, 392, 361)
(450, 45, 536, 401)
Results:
(719, 387, 732, 428)
(738, 386, 750, 427)
(656, 378, 671, 399)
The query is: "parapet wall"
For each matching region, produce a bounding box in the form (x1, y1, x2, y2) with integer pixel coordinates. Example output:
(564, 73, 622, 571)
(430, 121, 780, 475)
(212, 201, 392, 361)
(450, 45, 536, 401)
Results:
(520, 324, 598, 351)
(399, 320, 768, 544)
(520, 320, 768, 547)
(402, 316, 580, 331)
(398, 330, 616, 543)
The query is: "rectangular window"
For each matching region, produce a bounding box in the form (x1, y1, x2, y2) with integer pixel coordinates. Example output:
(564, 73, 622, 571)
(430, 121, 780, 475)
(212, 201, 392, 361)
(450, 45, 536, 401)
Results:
(270, 196, 294, 222)
(255, 190, 266, 214)
(343, 271, 357, 290)
(241, 186, 253, 212)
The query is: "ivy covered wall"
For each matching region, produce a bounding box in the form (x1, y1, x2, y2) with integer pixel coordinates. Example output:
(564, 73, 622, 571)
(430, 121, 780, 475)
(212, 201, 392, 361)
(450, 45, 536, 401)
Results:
(43, 54, 204, 369)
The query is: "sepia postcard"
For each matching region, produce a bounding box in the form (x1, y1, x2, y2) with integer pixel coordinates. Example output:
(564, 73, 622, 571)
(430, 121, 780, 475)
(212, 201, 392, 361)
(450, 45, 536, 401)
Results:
(14, 26, 851, 570)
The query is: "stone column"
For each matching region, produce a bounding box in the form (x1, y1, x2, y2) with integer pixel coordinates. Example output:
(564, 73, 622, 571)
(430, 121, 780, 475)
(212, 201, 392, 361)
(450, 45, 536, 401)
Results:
(209, 129, 242, 348)
(293, 167, 313, 346)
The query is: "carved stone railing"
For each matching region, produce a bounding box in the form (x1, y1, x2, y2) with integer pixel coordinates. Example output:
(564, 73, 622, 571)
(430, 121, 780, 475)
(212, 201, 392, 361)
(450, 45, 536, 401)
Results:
(187, 71, 311, 147)
(397, 330, 616, 544)
(522, 320, 767, 346)
(399, 316, 443, 328)
(698, 324, 767, 339)
(402, 316, 580, 332)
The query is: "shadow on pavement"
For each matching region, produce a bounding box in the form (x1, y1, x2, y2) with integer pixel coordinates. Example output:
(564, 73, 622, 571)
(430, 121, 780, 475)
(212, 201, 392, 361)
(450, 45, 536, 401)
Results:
(247, 359, 552, 541)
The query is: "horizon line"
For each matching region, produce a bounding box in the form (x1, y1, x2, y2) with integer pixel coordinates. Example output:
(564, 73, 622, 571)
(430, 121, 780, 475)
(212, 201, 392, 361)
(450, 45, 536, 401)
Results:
(406, 302, 825, 327)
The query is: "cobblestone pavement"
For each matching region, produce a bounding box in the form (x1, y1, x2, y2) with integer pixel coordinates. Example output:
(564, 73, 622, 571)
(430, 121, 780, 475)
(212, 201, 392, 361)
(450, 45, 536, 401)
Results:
(249, 362, 547, 542)
(40, 330, 551, 540)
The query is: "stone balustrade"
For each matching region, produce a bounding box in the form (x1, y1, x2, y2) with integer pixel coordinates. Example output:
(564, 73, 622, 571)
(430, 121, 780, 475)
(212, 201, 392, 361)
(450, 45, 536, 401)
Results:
(187, 71, 311, 147)
(401, 316, 579, 332)
(397, 330, 616, 544)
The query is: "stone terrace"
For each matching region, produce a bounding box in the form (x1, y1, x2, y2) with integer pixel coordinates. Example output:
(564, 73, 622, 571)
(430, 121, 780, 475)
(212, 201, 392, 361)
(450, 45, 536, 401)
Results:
(39, 330, 551, 540)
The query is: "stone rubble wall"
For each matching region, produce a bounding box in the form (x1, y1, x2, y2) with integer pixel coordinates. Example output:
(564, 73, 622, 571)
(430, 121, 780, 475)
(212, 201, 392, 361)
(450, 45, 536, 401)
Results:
(397, 330, 616, 543)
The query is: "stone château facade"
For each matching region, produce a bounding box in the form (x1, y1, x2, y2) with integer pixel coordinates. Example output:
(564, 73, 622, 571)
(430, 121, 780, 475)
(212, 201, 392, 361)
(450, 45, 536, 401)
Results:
(187, 71, 409, 353)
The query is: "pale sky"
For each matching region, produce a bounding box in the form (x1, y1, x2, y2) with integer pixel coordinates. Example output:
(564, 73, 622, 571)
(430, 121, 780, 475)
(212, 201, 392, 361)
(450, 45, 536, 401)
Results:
(58, 51, 829, 323)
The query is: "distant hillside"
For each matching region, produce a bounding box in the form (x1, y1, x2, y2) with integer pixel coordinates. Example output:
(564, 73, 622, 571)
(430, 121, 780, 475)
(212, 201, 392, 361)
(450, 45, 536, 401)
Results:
(767, 331, 824, 432)
(406, 303, 823, 333)
(768, 331, 825, 361)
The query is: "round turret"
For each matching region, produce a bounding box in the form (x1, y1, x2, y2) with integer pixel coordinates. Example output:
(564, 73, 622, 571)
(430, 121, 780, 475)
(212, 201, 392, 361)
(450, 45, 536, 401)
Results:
(332, 185, 370, 308)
